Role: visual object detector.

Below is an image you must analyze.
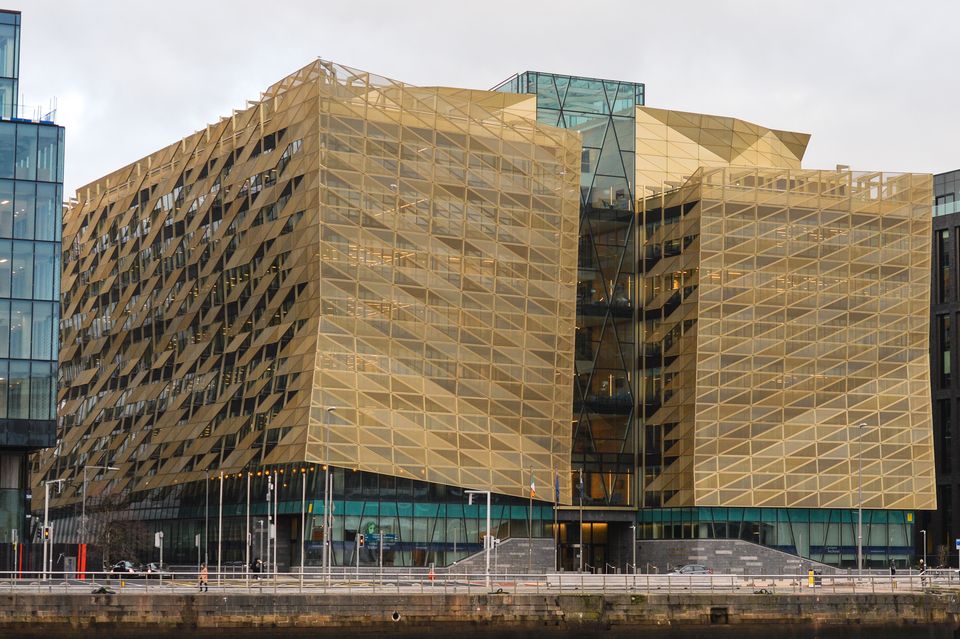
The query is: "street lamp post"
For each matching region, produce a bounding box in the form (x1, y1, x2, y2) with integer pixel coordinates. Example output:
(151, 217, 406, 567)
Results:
(300, 467, 307, 591)
(80, 465, 119, 547)
(856, 422, 867, 576)
(217, 471, 224, 586)
(42, 478, 67, 580)
(322, 406, 336, 579)
(921, 529, 927, 571)
(204, 470, 210, 565)
(465, 490, 491, 588)
(245, 471, 251, 586)
(630, 524, 637, 574)
(578, 468, 584, 573)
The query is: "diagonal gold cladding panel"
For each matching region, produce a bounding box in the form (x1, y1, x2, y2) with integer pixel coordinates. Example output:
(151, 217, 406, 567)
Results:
(41, 60, 580, 508)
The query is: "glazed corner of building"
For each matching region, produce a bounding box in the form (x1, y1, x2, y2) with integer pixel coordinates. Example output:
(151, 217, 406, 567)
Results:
(498, 67, 935, 513)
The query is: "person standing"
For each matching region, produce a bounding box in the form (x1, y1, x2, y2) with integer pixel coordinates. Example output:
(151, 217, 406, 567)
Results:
(253, 557, 263, 579)
(199, 563, 209, 592)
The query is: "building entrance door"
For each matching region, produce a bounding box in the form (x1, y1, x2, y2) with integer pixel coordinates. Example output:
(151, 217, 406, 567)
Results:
(559, 522, 608, 571)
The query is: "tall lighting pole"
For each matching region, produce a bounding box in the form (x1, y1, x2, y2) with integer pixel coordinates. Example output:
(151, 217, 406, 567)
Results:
(80, 465, 119, 546)
(323, 406, 336, 578)
(578, 468, 584, 573)
(465, 490, 491, 588)
(921, 529, 927, 571)
(42, 478, 67, 580)
(300, 467, 307, 590)
(217, 471, 224, 585)
(856, 422, 867, 576)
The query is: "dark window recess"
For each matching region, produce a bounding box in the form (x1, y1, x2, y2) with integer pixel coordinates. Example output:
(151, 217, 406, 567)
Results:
(941, 399, 953, 475)
(938, 229, 951, 303)
(941, 314, 952, 388)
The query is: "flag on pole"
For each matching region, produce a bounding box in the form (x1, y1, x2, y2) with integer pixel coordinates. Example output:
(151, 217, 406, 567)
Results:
(578, 469, 584, 499)
(530, 472, 536, 499)
(554, 473, 560, 502)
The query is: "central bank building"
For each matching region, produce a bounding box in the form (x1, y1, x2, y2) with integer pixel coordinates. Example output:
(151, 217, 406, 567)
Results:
(39, 61, 934, 570)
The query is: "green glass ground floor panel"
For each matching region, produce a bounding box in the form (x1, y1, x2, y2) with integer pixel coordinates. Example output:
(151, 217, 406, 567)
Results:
(38, 469, 557, 568)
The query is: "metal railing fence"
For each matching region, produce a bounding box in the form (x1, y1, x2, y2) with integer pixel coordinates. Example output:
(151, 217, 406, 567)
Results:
(0, 568, 953, 595)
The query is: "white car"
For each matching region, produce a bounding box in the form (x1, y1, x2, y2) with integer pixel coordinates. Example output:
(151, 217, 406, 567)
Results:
(670, 564, 712, 574)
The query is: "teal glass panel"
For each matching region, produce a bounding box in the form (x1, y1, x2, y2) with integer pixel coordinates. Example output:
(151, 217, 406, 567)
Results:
(535, 74, 560, 111)
(12, 180, 32, 239)
(6, 359, 26, 418)
(0, 79, 13, 120)
(414, 503, 439, 517)
(28, 361, 52, 419)
(14, 123, 35, 181)
(0, 23, 16, 79)
(0, 180, 10, 237)
(0, 125, 13, 179)
(564, 78, 608, 114)
(36, 126, 57, 182)
(9, 242, 29, 298)
(30, 302, 53, 359)
(34, 183, 55, 242)
(0, 301, 7, 359)
(57, 128, 64, 183)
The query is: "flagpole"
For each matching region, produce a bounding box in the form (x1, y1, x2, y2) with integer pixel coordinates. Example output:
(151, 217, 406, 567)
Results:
(528, 469, 533, 574)
(578, 468, 583, 573)
(553, 471, 559, 572)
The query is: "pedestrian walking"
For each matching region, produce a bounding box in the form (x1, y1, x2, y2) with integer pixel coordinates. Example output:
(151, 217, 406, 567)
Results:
(199, 563, 209, 592)
(253, 557, 263, 580)
(919, 559, 926, 587)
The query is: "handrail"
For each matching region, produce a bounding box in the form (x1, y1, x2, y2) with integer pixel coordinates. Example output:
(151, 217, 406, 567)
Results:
(0, 569, 944, 595)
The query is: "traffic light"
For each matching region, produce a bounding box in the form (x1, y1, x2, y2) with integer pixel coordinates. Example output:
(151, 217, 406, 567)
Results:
(43, 526, 50, 540)
(357, 533, 365, 547)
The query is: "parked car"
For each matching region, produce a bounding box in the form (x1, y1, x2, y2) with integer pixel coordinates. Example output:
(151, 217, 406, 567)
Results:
(670, 564, 712, 574)
(110, 560, 140, 575)
(143, 562, 170, 577)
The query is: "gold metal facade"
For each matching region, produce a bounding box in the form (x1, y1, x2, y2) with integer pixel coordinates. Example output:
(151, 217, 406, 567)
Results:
(635, 107, 810, 191)
(641, 167, 935, 510)
(42, 61, 580, 506)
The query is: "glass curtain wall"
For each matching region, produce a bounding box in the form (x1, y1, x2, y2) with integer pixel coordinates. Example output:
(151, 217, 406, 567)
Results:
(0, 12, 17, 120)
(0, 117, 63, 544)
(495, 72, 644, 507)
(0, 122, 62, 428)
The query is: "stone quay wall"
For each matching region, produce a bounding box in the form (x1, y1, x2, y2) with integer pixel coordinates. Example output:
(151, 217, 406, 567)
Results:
(0, 591, 957, 635)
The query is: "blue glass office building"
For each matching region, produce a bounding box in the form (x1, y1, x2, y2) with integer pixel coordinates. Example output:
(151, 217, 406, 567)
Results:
(0, 9, 64, 544)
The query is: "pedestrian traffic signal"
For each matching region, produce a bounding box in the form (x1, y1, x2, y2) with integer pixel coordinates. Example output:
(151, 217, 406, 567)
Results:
(43, 526, 50, 540)
(357, 533, 365, 547)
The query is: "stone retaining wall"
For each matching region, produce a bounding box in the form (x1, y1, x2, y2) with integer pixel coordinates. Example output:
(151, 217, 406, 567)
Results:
(0, 591, 956, 634)
(637, 538, 840, 575)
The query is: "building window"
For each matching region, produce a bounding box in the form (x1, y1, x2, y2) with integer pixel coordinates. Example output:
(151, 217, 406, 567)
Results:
(941, 399, 953, 475)
(940, 314, 952, 388)
(938, 229, 951, 303)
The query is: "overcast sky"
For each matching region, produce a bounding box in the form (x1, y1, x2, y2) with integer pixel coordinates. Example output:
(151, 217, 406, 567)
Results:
(13, 0, 960, 197)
